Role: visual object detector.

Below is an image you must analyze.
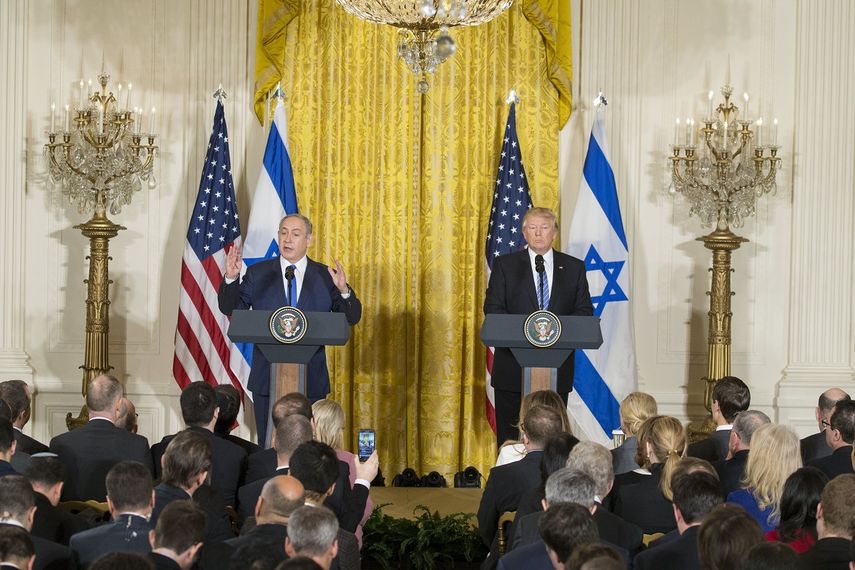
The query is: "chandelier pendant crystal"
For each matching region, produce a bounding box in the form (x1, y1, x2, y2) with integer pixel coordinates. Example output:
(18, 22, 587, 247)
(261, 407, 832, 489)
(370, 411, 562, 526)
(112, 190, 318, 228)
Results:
(336, 0, 513, 93)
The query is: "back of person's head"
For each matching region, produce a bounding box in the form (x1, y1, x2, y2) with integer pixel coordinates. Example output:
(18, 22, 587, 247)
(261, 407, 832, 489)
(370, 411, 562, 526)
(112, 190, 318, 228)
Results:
(289, 441, 339, 497)
(0, 418, 15, 455)
(742, 423, 801, 522)
(829, 400, 855, 445)
(258, 475, 305, 520)
(86, 374, 123, 413)
(538, 502, 599, 564)
(151, 501, 206, 554)
(213, 384, 240, 435)
(518, 390, 572, 434)
(566, 441, 614, 499)
(0, 380, 30, 424)
(286, 505, 338, 558)
(670, 456, 719, 481)
(818, 473, 855, 539)
(540, 432, 580, 483)
(0, 524, 34, 568)
(276, 557, 323, 570)
(776, 466, 828, 543)
(619, 392, 657, 437)
(712, 376, 751, 422)
(311, 399, 345, 450)
(272, 393, 312, 428)
(115, 397, 138, 433)
(545, 468, 596, 509)
(106, 461, 153, 512)
(565, 543, 623, 570)
(179, 381, 217, 427)
(89, 552, 155, 570)
(522, 405, 564, 448)
(698, 504, 763, 570)
(26, 455, 65, 488)
(229, 542, 281, 570)
(274, 415, 313, 458)
(161, 429, 212, 488)
(0, 475, 34, 522)
(638, 415, 685, 500)
(671, 470, 723, 524)
(818, 388, 851, 418)
(731, 410, 771, 447)
(739, 541, 798, 570)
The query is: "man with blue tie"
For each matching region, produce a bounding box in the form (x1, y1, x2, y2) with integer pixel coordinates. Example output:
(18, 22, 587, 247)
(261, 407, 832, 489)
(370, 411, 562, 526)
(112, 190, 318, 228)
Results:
(218, 214, 362, 438)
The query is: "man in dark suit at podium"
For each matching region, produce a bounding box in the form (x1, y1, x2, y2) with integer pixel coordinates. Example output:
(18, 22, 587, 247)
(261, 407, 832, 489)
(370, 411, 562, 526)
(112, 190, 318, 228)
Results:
(218, 214, 362, 438)
(484, 207, 593, 444)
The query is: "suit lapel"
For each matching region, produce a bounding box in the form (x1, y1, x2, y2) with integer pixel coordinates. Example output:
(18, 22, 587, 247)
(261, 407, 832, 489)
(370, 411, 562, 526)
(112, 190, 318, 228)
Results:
(548, 252, 565, 311)
(518, 251, 539, 310)
(267, 259, 288, 307)
(297, 259, 315, 310)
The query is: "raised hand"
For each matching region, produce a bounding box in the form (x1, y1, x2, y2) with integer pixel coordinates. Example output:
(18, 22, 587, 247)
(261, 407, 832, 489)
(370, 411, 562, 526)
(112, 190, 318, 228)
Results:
(328, 259, 349, 294)
(225, 245, 242, 280)
(355, 450, 380, 482)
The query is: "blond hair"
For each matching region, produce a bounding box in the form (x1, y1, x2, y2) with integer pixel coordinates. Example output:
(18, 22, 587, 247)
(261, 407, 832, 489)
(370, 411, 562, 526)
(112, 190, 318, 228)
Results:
(619, 392, 658, 437)
(522, 207, 558, 229)
(638, 415, 686, 501)
(312, 399, 344, 450)
(742, 423, 801, 523)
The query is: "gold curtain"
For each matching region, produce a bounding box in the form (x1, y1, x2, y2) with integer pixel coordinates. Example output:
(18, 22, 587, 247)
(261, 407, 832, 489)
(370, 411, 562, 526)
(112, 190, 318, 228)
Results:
(257, 0, 567, 477)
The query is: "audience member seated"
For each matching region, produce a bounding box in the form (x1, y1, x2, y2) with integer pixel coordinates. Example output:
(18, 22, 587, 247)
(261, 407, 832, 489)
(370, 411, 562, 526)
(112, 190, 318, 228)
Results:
(687, 376, 750, 462)
(513, 432, 579, 522)
(0, 524, 35, 570)
(0, 419, 18, 478)
(228, 475, 304, 563)
(288, 441, 360, 569)
(70, 460, 154, 567)
(796, 473, 855, 570)
(285, 506, 341, 570)
(151, 382, 247, 506)
(495, 390, 572, 468)
(714, 410, 770, 494)
(741, 541, 799, 570)
(246, 393, 314, 484)
(237, 415, 312, 524)
(278, 557, 323, 570)
(49, 374, 152, 501)
(89, 552, 155, 570)
(0, 475, 73, 570)
(0, 380, 48, 454)
(565, 543, 624, 570)
(612, 415, 684, 534)
(115, 397, 138, 433)
(728, 423, 802, 532)
(27, 455, 89, 546)
(807, 400, 855, 479)
(800, 388, 850, 464)
(147, 501, 206, 570)
(764, 466, 828, 553)
(0, 402, 29, 476)
(499, 502, 601, 570)
(698, 504, 763, 570)
(634, 469, 723, 570)
(477, 405, 564, 549)
(611, 392, 657, 476)
(214, 384, 260, 457)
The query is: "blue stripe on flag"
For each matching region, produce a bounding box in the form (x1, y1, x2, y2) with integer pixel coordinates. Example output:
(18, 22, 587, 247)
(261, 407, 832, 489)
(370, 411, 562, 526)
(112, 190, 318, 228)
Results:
(262, 124, 298, 214)
(235, 341, 254, 367)
(573, 350, 621, 435)
(583, 134, 627, 251)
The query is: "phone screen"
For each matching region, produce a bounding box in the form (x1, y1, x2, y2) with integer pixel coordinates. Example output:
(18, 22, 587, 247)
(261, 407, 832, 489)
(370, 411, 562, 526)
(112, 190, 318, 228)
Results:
(357, 429, 375, 462)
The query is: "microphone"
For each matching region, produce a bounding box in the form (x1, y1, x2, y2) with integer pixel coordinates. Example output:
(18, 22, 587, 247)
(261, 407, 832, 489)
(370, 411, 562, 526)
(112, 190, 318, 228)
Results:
(535, 254, 545, 274)
(284, 265, 295, 281)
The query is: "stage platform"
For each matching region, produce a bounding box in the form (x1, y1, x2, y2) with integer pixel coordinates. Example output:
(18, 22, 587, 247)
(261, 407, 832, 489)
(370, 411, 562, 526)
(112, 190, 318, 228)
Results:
(369, 487, 483, 519)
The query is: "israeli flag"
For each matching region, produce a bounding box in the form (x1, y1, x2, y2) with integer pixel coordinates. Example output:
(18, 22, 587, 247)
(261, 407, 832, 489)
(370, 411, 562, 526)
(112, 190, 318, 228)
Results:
(565, 113, 637, 445)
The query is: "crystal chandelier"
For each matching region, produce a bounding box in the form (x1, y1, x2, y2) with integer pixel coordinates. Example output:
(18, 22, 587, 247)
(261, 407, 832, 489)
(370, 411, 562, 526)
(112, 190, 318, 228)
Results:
(335, 0, 513, 93)
(45, 72, 158, 216)
(669, 83, 780, 229)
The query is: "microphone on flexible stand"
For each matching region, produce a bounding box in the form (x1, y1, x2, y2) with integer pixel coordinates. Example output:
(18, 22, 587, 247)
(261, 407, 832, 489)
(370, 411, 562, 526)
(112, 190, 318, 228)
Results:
(284, 265, 296, 306)
(535, 254, 545, 310)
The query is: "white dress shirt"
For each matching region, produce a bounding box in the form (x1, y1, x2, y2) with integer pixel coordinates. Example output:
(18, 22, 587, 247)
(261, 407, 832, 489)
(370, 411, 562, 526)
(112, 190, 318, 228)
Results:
(527, 247, 554, 308)
(280, 254, 308, 305)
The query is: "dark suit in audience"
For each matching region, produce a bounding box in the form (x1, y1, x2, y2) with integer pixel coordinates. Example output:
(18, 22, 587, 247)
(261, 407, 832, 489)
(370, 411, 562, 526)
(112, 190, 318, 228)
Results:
(217, 432, 260, 457)
(713, 448, 749, 495)
(686, 429, 730, 462)
(807, 445, 854, 479)
(152, 483, 234, 543)
(244, 448, 277, 484)
(611, 436, 639, 475)
(237, 466, 288, 523)
(49, 419, 152, 501)
(0, 460, 16, 478)
(796, 537, 851, 570)
(477, 450, 543, 547)
(634, 525, 701, 570)
(800, 431, 832, 464)
(69, 512, 151, 568)
(0, 523, 72, 570)
(13, 429, 48, 455)
(498, 538, 628, 570)
(148, 552, 181, 570)
(31, 491, 89, 546)
(612, 463, 677, 534)
(226, 523, 289, 561)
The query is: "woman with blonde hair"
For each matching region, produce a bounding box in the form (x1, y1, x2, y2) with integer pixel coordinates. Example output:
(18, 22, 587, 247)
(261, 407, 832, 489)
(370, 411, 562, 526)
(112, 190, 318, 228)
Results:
(495, 390, 572, 467)
(727, 423, 802, 533)
(612, 392, 658, 475)
(311, 398, 373, 545)
(612, 415, 686, 533)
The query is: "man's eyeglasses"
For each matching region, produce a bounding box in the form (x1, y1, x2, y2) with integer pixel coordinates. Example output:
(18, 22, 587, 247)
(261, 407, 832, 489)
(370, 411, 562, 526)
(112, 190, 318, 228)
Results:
(821, 419, 832, 429)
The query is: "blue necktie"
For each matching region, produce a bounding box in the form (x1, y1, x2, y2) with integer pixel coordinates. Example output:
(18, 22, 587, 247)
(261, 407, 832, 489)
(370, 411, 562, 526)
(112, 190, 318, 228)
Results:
(288, 265, 297, 306)
(540, 272, 550, 310)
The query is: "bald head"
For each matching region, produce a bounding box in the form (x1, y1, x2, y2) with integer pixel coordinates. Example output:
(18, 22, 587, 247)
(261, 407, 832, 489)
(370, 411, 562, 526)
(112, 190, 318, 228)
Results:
(256, 475, 305, 524)
(86, 375, 123, 416)
(817, 388, 851, 429)
(731, 410, 771, 451)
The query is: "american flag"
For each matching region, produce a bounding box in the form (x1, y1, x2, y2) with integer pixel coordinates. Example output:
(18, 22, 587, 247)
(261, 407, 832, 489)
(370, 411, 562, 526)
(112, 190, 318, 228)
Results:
(173, 100, 249, 392)
(484, 102, 533, 432)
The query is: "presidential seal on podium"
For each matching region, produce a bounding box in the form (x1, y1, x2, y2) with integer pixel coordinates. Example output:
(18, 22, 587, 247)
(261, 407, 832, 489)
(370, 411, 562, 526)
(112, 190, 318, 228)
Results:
(269, 306, 308, 344)
(524, 310, 562, 348)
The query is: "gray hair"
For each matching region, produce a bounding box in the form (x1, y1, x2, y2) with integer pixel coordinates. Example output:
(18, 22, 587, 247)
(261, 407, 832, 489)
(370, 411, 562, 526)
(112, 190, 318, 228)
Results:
(544, 468, 596, 509)
(288, 505, 338, 556)
(281, 213, 313, 236)
(566, 441, 614, 499)
(732, 410, 771, 446)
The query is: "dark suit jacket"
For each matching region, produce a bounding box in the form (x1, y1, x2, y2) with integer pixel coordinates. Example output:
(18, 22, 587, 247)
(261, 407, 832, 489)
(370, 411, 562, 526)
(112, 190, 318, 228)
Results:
(477, 450, 543, 546)
(483, 249, 593, 393)
(807, 445, 854, 479)
(800, 431, 832, 464)
(148, 552, 181, 570)
(796, 537, 852, 570)
(14, 428, 49, 455)
(497, 538, 628, 570)
(236, 467, 289, 524)
(218, 256, 362, 399)
(713, 448, 749, 495)
(687, 428, 730, 462)
(226, 522, 288, 560)
(0, 460, 17, 478)
(31, 491, 89, 546)
(151, 426, 247, 506)
(49, 419, 152, 501)
(611, 436, 639, 475)
(634, 525, 700, 570)
(0, 523, 72, 570)
(217, 432, 261, 457)
(612, 463, 677, 534)
(245, 448, 277, 484)
(152, 483, 235, 543)
(69, 513, 151, 568)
